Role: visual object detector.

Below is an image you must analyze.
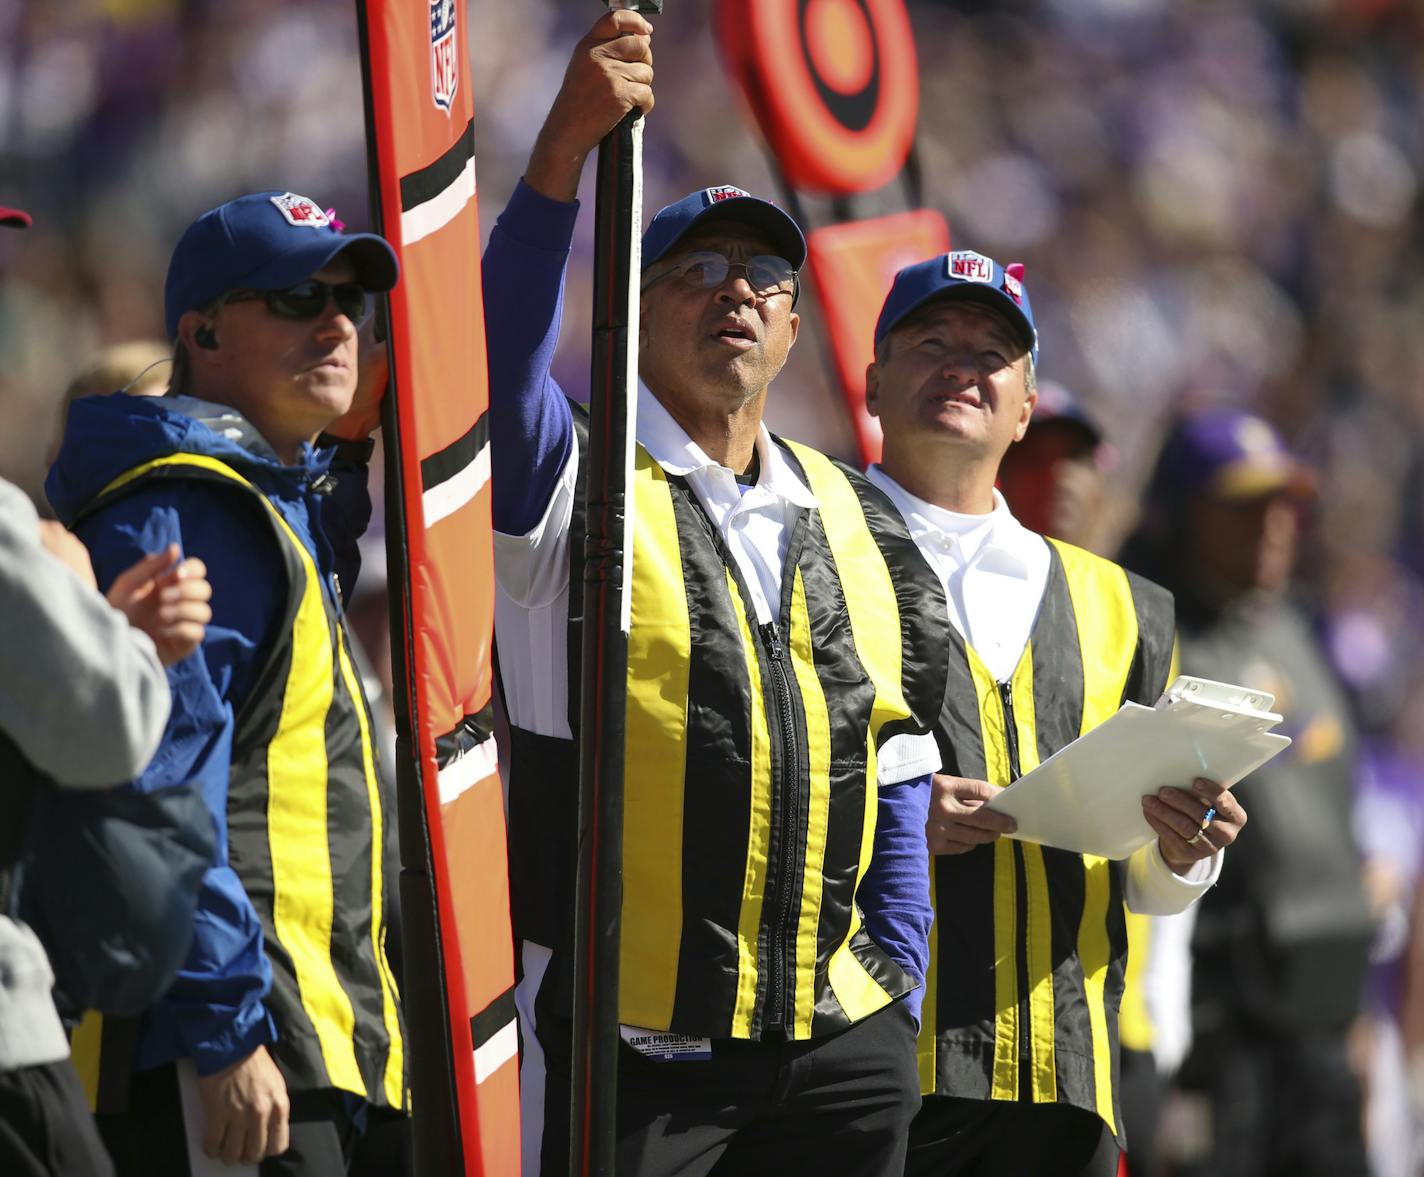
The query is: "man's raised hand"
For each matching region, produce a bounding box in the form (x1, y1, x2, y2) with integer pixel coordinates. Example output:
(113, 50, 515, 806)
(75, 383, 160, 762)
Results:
(525, 9, 655, 203)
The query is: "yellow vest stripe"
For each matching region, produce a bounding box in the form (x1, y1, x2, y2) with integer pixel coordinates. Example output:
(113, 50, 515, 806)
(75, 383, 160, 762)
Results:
(967, 646, 1019, 1100)
(70, 1010, 103, 1111)
(621, 456, 691, 1030)
(1023, 841, 1057, 1102)
(787, 569, 833, 1039)
(727, 570, 771, 1037)
(1051, 539, 1139, 735)
(97, 452, 246, 499)
(1054, 540, 1137, 1135)
(1010, 647, 1058, 1103)
(334, 629, 405, 1106)
(1078, 855, 1116, 1134)
(785, 444, 908, 727)
(918, 870, 940, 1093)
(265, 504, 363, 1094)
(990, 840, 1019, 1101)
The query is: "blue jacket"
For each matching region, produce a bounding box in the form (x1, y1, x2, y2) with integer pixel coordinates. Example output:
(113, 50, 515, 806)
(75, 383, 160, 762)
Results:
(46, 393, 368, 1077)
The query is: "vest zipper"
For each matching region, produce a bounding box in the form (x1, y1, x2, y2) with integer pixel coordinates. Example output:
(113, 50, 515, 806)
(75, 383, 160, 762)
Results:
(999, 682, 1021, 779)
(999, 680, 1034, 1097)
(760, 620, 801, 1034)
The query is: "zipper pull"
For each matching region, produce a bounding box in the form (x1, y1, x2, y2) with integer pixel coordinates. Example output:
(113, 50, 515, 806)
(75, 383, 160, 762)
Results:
(759, 622, 783, 660)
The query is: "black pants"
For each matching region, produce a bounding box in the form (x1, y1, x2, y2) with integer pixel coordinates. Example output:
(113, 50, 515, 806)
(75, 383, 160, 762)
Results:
(905, 1096, 1119, 1177)
(97, 1063, 364, 1177)
(532, 996, 920, 1177)
(1118, 1047, 1164, 1177)
(0, 1059, 114, 1177)
(1171, 1025, 1368, 1177)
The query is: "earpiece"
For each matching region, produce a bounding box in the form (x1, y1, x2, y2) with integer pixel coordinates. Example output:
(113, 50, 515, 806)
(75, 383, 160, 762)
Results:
(195, 326, 218, 350)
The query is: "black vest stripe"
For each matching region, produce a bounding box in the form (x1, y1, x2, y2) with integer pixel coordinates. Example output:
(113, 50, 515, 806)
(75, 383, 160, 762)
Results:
(505, 727, 577, 948)
(821, 450, 950, 747)
(68, 1010, 141, 1115)
(1029, 561, 1087, 763)
(1032, 562, 1102, 1108)
(919, 634, 992, 1094)
(1125, 571, 1177, 703)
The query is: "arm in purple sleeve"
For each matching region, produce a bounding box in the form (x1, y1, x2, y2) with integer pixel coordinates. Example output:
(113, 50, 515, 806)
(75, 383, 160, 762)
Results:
(482, 178, 580, 535)
(858, 772, 934, 1027)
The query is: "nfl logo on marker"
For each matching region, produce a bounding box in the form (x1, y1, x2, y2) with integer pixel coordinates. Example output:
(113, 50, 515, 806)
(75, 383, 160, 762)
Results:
(430, 0, 458, 113)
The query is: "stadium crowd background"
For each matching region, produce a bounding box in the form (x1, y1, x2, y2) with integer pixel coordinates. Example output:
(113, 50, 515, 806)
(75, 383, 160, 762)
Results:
(3, 0, 1424, 1170)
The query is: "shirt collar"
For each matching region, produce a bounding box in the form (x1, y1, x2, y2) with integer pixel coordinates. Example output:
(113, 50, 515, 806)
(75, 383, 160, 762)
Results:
(637, 383, 817, 509)
(866, 464, 1032, 575)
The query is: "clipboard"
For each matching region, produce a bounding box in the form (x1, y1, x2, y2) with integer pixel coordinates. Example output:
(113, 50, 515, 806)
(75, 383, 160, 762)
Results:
(981, 675, 1291, 859)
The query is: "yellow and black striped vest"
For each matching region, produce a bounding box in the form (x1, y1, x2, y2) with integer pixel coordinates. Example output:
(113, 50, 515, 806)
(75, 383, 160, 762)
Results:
(918, 538, 1174, 1144)
(506, 415, 949, 1042)
(71, 454, 405, 1112)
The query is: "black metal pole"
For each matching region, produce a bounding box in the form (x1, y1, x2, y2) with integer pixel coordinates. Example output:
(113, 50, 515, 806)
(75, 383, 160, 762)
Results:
(573, 3, 660, 1173)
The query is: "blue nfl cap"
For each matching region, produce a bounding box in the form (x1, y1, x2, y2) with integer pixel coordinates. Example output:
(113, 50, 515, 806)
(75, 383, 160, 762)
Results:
(164, 191, 399, 339)
(642, 185, 807, 272)
(875, 250, 1038, 367)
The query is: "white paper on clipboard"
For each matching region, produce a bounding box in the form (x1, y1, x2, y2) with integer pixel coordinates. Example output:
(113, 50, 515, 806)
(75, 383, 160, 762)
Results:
(982, 675, 1292, 860)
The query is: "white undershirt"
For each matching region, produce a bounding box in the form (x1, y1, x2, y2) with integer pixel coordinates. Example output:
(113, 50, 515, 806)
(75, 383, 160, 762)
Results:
(864, 464, 1219, 907)
(865, 468, 1049, 682)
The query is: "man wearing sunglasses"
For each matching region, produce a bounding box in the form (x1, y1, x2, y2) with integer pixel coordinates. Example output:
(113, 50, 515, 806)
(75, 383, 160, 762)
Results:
(47, 192, 406, 1175)
(488, 12, 949, 1177)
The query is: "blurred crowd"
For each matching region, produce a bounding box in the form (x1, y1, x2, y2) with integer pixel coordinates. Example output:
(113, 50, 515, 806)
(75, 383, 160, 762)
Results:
(5, 0, 1424, 1173)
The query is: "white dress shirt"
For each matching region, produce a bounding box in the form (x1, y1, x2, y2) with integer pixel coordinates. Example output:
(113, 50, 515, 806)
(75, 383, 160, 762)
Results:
(864, 464, 1219, 909)
(494, 388, 940, 784)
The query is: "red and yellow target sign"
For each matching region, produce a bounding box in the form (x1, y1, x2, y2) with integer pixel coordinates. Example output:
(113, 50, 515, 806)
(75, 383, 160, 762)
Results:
(716, 0, 920, 196)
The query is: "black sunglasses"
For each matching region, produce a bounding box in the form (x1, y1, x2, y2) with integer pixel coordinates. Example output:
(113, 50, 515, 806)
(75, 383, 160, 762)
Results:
(643, 251, 799, 300)
(223, 280, 371, 326)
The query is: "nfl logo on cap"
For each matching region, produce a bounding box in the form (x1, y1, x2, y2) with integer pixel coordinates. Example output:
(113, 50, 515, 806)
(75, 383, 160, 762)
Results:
(705, 186, 751, 205)
(430, 0, 458, 113)
(269, 193, 330, 228)
(948, 251, 995, 283)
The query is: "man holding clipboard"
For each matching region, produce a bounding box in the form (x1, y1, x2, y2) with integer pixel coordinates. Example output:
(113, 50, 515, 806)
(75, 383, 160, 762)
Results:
(859, 252, 1249, 1176)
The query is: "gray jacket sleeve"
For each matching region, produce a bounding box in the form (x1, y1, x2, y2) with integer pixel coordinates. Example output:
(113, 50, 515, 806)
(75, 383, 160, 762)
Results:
(0, 479, 169, 786)
(0, 916, 70, 1069)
